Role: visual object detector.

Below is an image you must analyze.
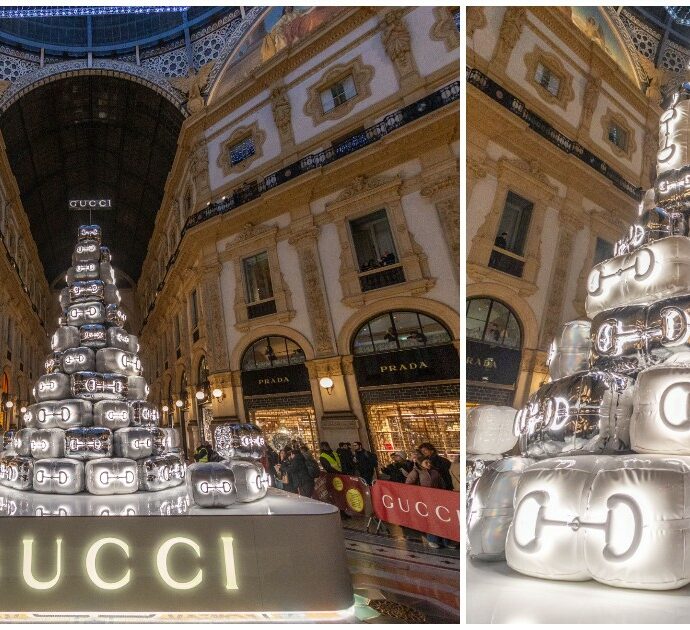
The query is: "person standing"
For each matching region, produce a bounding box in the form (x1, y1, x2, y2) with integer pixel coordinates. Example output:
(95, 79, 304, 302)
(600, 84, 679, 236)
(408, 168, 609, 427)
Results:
(318, 441, 342, 473)
(406, 457, 451, 549)
(418, 442, 453, 490)
(337, 442, 356, 474)
(381, 451, 414, 483)
(287, 449, 313, 497)
(352, 441, 378, 485)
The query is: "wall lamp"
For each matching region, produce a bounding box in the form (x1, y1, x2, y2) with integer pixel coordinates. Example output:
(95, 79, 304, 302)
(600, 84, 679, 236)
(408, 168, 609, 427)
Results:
(319, 376, 334, 395)
(212, 387, 224, 401)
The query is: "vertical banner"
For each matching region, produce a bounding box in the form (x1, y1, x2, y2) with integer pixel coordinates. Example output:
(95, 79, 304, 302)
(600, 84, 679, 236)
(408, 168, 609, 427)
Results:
(311, 473, 371, 517)
(371, 480, 460, 541)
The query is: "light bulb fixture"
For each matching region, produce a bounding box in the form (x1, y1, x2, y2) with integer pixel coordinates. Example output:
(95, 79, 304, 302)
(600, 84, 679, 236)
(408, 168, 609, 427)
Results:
(19, 406, 26, 414)
(195, 390, 205, 401)
(212, 387, 224, 400)
(4, 400, 13, 409)
(162, 405, 169, 413)
(319, 376, 334, 395)
(175, 399, 184, 408)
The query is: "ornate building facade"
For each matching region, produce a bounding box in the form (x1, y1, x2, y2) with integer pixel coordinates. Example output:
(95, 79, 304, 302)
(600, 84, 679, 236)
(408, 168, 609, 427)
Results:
(133, 6, 461, 460)
(466, 6, 665, 408)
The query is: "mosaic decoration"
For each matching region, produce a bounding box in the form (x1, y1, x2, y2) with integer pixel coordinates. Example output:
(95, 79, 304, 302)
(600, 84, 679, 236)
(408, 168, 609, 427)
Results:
(7, 225, 185, 495)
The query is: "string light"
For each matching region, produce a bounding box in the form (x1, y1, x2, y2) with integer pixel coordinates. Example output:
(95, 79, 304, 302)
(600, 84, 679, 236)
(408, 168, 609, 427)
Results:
(0, 7, 189, 19)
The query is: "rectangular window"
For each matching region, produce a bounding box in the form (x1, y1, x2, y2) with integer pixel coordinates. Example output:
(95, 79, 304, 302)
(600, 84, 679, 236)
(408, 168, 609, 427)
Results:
(190, 290, 199, 331)
(349, 209, 398, 272)
(243, 252, 274, 304)
(534, 63, 560, 97)
(320, 75, 357, 113)
(228, 136, 255, 166)
(489, 191, 534, 278)
(174, 314, 181, 349)
(593, 237, 614, 265)
(608, 123, 628, 151)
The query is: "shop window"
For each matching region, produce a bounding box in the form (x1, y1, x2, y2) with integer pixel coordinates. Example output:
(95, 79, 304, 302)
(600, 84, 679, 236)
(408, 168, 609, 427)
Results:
(593, 237, 613, 265)
(489, 191, 533, 277)
(249, 407, 319, 455)
(243, 251, 276, 319)
(352, 311, 452, 355)
(608, 123, 628, 152)
(534, 62, 560, 97)
(466, 298, 521, 349)
(349, 209, 404, 291)
(321, 75, 357, 113)
(241, 336, 306, 371)
(228, 136, 255, 166)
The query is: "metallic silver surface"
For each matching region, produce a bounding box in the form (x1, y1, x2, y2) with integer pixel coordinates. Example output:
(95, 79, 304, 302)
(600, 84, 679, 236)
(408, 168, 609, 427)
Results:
(126, 376, 148, 400)
(187, 462, 238, 508)
(100, 261, 115, 284)
(79, 324, 107, 348)
(85, 457, 138, 495)
(95, 347, 142, 377)
(214, 423, 265, 460)
(33, 373, 71, 402)
(466, 406, 518, 456)
(71, 371, 128, 400)
(54, 399, 94, 429)
(127, 401, 159, 427)
(467, 456, 534, 561)
(61, 347, 96, 374)
(586, 236, 690, 318)
(13, 429, 36, 456)
(93, 400, 131, 430)
(66, 262, 99, 283)
(44, 351, 62, 374)
(66, 301, 105, 326)
(505, 455, 690, 590)
(64, 427, 113, 460)
(105, 304, 127, 327)
(71, 239, 100, 264)
(99, 245, 111, 263)
(30, 429, 65, 459)
(136, 454, 185, 491)
(105, 327, 139, 353)
(227, 460, 269, 503)
(113, 427, 153, 459)
(515, 371, 634, 458)
(0, 456, 33, 490)
(68, 280, 105, 304)
(50, 326, 80, 352)
(547, 320, 592, 380)
(78, 225, 101, 242)
(32, 458, 84, 494)
(150, 427, 181, 454)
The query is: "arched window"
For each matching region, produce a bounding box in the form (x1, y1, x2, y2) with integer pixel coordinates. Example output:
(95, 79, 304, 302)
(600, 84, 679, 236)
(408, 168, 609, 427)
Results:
(465, 298, 521, 349)
(180, 370, 187, 398)
(197, 355, 209, 387)
(352, 311, 452, 355)
(241, 336, 306, 371)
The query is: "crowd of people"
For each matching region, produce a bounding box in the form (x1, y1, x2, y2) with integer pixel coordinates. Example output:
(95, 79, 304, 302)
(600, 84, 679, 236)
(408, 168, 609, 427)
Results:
(359, 251, 397, 272)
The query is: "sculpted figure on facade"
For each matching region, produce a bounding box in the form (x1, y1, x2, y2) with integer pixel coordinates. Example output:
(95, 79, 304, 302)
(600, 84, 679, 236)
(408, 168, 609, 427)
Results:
(169, 61, 214, 114)
(492, 8, 527, 70)
(580, 74, 601, 132)
(381, 8, 418, 83)
(270, 84, 294, 148)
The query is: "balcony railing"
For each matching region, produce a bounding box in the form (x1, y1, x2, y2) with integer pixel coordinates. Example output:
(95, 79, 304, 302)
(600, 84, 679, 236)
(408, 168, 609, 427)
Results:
(247, 298, 277, 319)
(358, 264, 405, 292)
(143, 81, 460, 329)
(488, 247, 525, 278)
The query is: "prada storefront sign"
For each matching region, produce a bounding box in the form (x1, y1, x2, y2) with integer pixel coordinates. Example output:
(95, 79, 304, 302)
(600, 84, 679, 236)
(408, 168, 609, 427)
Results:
(241, 364, 311, 397)
(353, 345, 459, 388)
(466, 340, 521, 386)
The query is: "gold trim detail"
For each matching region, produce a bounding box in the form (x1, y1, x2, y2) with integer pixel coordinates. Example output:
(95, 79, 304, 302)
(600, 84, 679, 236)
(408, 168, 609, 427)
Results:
(524, 46, 574, 110)
(216, 121, 267, 176)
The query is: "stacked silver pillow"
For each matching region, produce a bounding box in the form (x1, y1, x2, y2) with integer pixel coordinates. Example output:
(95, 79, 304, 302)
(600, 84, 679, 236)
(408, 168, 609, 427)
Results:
(187, 423, 269, 508)
(2, 225, 184, 495)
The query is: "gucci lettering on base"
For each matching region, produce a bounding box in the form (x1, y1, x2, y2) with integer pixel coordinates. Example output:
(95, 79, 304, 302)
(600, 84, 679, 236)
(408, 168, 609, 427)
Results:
(3, 225, 183, 496)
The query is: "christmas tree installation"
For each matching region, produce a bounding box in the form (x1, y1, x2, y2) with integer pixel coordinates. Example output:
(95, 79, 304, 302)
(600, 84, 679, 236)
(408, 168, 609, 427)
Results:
(0, 224, 185, 495)
(468, 82, 690, 591)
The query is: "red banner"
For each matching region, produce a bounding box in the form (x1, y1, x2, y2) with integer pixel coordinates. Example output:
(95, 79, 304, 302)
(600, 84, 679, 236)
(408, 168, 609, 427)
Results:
(371, 480, 460, 541)
(311, 473, 370, 517)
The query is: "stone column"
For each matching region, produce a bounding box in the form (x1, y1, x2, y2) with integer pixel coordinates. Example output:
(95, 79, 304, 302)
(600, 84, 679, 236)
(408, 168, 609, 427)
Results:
(287, 227, 336, 357)
(538, 209, 584, 348)
(421, 169, 460, 281)
(198, 265, 230, 374)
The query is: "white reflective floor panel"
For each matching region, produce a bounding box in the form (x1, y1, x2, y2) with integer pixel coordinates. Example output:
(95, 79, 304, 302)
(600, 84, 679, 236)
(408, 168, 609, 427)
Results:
(467, 559, 690, 624)
(0, 485, 336, 517)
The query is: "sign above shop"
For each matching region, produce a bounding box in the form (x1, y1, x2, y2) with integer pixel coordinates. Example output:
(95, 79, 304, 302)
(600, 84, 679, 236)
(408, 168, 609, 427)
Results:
(466, 340, 521, 386)
(241, 363, 311, 397)
(69, 199, 113, 209)
(353, 345, 459, 388)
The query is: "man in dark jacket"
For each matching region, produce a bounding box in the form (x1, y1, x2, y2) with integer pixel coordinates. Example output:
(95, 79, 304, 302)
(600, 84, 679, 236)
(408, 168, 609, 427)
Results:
(287, 449, 313, 497)
(336, 442, 356, 474)
(318, 442, 342, 473)
(352, 441, 378, 485)
(419, 442, 453, 490)
(381, 451, 414, 483)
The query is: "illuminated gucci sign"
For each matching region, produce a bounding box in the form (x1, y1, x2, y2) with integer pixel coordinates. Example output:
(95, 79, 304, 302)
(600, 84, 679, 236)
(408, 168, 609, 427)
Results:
(69, 199, 112, 209)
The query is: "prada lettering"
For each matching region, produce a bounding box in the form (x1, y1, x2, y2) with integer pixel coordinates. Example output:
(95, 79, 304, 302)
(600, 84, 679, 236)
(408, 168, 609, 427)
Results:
(379, 361, 428, 373)
(69, 199, 112, 209)
(257, 376, 290, 385)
